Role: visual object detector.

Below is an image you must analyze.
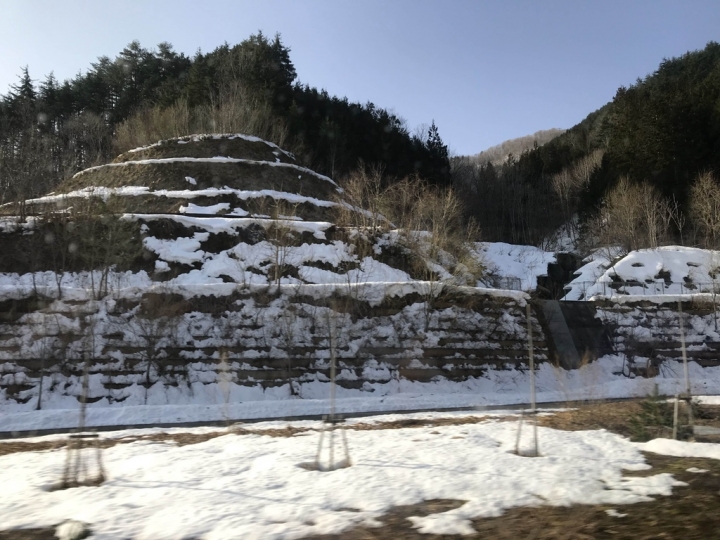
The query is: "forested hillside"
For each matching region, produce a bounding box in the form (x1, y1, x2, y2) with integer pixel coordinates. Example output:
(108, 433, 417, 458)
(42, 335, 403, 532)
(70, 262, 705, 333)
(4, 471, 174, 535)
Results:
(453, 41, 720, 250)
(0, 32, 451, 208)
(465, 128, 565, 167)
(4, 34, 720, 253)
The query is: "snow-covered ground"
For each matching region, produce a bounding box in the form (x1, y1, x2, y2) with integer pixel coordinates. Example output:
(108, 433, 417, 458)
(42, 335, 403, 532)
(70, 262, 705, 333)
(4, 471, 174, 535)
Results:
(0, 409, 696, 539)
(4, 355, 720, 433)
(564, 246, 720, 300)
(0, 224, 554, 297)
(475, 242, 555, 291)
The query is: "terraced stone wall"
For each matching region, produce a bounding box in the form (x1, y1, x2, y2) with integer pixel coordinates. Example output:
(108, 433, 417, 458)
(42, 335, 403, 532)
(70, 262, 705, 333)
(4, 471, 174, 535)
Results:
(594, 298, 720, 375)
(0, 287, 548, 407)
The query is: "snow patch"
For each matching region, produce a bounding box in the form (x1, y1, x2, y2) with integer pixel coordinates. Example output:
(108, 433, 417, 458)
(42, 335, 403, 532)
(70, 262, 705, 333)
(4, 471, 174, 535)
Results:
(179, 202, 230, 215)
(636, 438, 720, 460)
(143, 233, 209, 265)
(476, 242, 555, 291)
(0, 417, 684, 538)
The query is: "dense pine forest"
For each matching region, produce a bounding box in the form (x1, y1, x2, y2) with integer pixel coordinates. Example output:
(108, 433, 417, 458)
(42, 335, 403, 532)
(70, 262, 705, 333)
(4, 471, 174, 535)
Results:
(0, 32, 451, 210)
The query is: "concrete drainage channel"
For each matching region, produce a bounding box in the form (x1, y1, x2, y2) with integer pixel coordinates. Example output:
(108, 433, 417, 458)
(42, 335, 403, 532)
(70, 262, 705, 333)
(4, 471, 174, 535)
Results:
(0, 397, 649, 440)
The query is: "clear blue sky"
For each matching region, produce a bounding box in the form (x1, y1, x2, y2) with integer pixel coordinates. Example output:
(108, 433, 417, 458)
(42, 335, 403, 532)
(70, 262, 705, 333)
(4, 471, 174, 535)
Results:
(2, 0, 719, 155)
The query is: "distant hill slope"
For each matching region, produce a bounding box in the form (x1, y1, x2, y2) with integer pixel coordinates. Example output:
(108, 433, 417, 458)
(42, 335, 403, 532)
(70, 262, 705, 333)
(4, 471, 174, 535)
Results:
(518, 41, 720, 212)
(465, 128, 565, 166)
(456, 41, 720, 247)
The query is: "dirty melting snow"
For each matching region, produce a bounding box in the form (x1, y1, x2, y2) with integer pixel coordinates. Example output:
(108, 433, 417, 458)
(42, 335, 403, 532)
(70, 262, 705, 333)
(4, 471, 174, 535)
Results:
(0, 418, 683, 539)
(636, 438, 720, 460)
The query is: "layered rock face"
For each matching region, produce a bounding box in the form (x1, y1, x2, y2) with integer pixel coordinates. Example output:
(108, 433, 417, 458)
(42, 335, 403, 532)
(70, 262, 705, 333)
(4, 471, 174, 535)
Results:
(0, 287, 547, 407)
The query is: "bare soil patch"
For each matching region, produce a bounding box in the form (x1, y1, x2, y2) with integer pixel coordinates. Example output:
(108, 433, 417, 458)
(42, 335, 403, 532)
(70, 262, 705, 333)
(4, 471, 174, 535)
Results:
(538, 399, 720, 441)
(0, 529, 56, 539)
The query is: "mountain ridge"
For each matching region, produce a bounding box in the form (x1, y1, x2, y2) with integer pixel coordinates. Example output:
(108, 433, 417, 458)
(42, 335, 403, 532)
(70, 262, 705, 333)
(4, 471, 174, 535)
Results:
(464, 128, 566, 166)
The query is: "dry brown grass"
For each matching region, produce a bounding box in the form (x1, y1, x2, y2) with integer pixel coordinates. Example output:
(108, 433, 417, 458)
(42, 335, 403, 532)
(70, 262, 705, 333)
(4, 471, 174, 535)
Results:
(0, 439, 66, 457)
(349, 415, 514, 431)
(113, 134, 295, 165)
(59, 160, 337, 202)
(537, 400, 644, 438)
(0, 414, 509, 457)
(538, 400, 720, 441)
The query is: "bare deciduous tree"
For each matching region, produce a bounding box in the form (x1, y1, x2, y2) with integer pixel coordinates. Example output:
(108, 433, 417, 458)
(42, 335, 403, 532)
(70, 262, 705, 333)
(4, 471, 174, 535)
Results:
(114, 81, 290, 155)
(381, 181, 484, 329)
(263, 199, 300, 287)
(594, 176, 676, 253)
(334, 162, 386, 232)
(690, 171, 720, 248)
(551, 149, 604, 225)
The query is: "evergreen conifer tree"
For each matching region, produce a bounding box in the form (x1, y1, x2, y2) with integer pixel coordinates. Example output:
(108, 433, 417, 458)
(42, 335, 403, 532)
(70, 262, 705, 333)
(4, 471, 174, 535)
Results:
(426, 120, 451, 186)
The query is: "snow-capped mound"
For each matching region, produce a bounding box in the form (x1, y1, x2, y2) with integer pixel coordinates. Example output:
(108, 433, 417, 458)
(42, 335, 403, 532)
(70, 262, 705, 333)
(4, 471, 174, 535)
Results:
(13, 134, 342, 224)
(117, 133, 297, 164)
(0, 133, 488, 292)
(564, 246, 720, 300)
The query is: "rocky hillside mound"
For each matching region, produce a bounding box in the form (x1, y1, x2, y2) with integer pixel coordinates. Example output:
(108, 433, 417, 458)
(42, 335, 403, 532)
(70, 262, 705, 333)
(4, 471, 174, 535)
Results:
(20, 134, 341, 223)
(0, 134, 549, 410)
